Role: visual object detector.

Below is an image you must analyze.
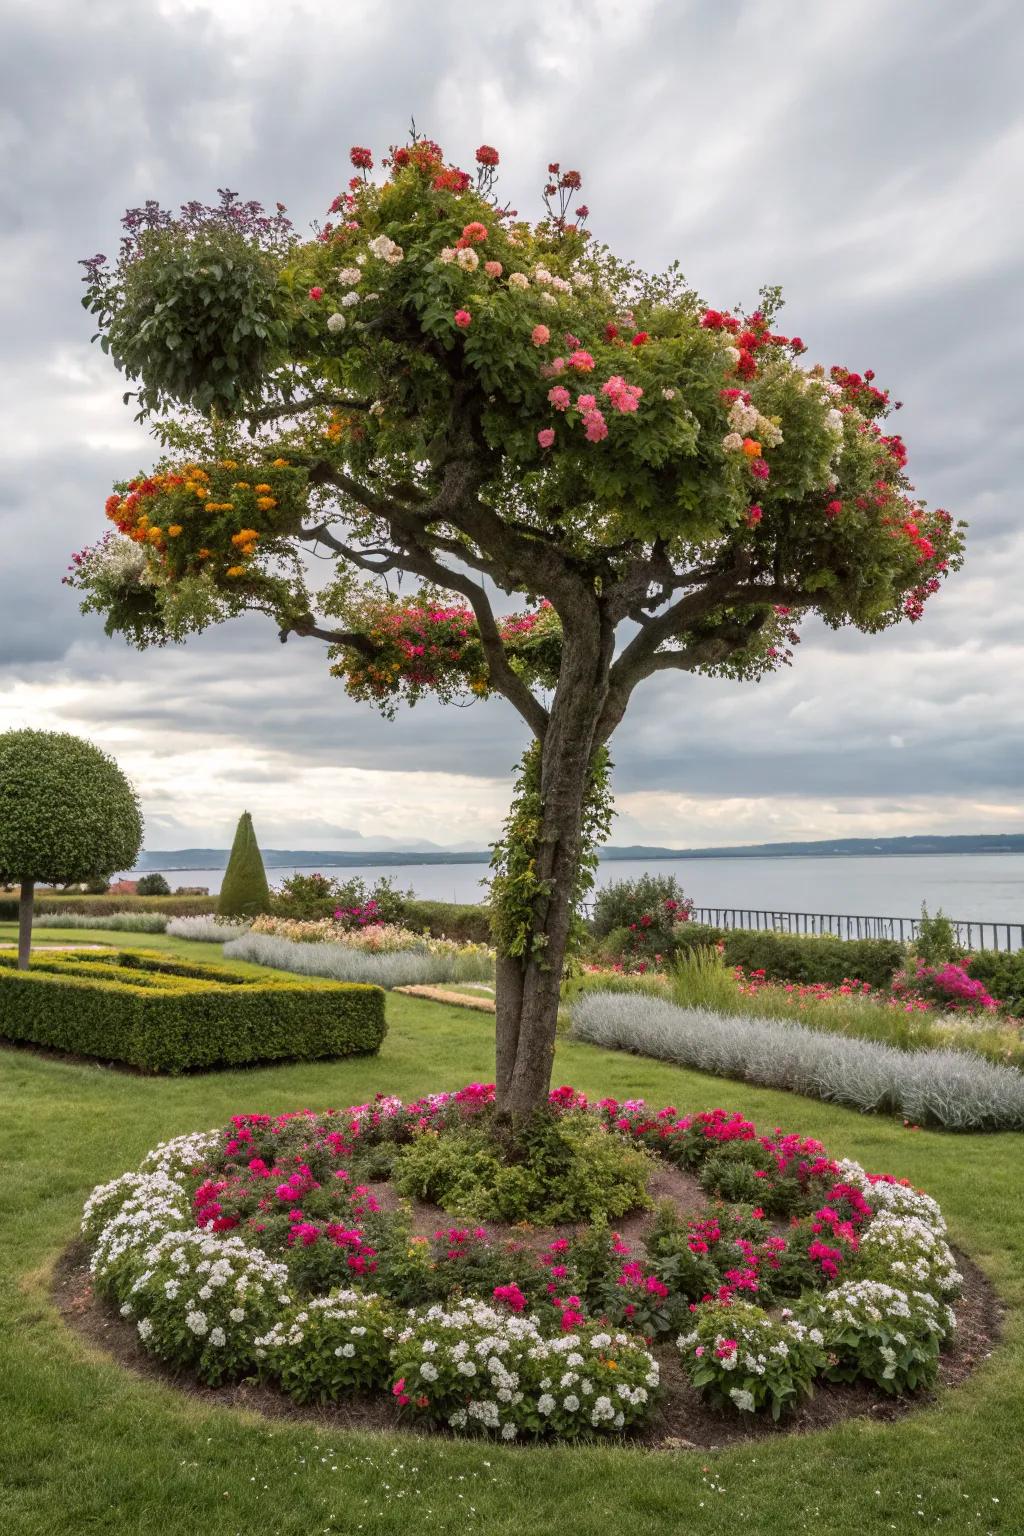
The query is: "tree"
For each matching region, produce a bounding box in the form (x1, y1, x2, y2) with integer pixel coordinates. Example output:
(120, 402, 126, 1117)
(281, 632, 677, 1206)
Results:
(218, 811, 271, 917)
(0, 730, 143, 968)
(136, 872, 171, 895)
(71, 133, 964, 1118)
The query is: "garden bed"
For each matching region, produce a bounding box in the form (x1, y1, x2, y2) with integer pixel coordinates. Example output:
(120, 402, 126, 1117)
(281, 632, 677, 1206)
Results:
(75, 1084, 986, 1446)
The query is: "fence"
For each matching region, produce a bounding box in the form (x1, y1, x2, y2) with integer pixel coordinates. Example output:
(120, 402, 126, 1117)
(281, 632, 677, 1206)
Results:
(685, 907, 1023, 953)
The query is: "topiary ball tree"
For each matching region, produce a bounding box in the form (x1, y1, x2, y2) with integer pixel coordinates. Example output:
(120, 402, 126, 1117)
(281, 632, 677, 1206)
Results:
(218, 811, 271, 917)
(0, 730, 143, 968)
(72, 131, 964, 1120)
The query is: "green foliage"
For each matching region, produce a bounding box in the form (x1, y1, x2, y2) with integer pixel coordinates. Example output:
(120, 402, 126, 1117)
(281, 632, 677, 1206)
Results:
(135, 873, 171, 896)
(218, 811, 271, 917)
(719, 928, 905, 989)
(917, 905, 956, 965)
(591, 873, 690, 937)
(392, 1112, 652, 1225)
(0, 891, 213, 921)
(272, 871, 408, 921)
(0, 729, 143, 886)
(699, 1149, 768, 1205)
(680, 1301, 826, 1420)
(962, 949, 1024, 1018)
(397, 897, 491, 944)
(0, 949, 385, 1072)
(259, 1293, 398, 1403)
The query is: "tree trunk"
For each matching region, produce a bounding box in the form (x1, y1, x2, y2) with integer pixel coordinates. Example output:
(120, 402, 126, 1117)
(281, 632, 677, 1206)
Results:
(494, 629, 611, 1121)
(17, 878, 34, 971)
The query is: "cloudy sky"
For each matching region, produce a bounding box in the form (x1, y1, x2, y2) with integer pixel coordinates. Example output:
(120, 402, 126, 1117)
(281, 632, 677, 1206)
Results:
(1, 0, 1022, 854)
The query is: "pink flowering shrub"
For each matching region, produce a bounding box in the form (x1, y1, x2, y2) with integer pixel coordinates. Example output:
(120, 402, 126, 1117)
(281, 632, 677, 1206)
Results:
(892, 960, 999, 1014)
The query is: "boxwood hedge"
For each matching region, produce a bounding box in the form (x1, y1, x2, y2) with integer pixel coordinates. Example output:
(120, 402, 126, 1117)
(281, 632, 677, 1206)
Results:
(673, 924, 905, 989)
(0, 949, 385, 1073)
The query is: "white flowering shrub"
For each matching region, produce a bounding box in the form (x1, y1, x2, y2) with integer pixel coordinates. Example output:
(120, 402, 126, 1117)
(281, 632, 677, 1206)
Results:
(137, 1127, 222, 1181)
(852, 1211, 962, 1296)
(165, 914, 252, 941)
(810, 1279, 955, 1394)
(121, 1230, 292, 1386)
(255, 1291, 397, 1402)
(88, 1175, 193, 1298)
(389, 1301, 659, 1439)
(677, 1301, 826, 1419)
(572, 991, 1024, 1131)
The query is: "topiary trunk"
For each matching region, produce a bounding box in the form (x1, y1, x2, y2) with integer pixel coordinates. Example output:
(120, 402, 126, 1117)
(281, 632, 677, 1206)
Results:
(17, 878, 33, 970)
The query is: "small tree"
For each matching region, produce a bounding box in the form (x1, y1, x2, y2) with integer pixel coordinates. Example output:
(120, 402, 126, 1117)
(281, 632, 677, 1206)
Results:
(0, 730, 143, 967)
(72, 132, 964, 1118)
(136, 872, 171, 896)
(218, 812, 271, 917)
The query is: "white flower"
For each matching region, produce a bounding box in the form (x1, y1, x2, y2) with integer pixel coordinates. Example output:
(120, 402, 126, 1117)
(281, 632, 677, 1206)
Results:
(229, 1308, 245, 1322)
(563, 1394, 580, 1412)
(369, 401, 385, 417)
(186, 1309, 208, 1336)
(533, 266, 553, 285)
(508, 271, 529, 290)
(438, 247, 458, 265)
(209, 1327, 226, 1347)
(137, 1318, 153, 1340)
(456, 247, 480, 271)
(539, 291, 558, 308)
(368, 234, 403, 264)
(335, 1343, 356, 1358)
(327, 312, 347, 333)
(537, 1393, 555, 1415)
(420, 1362, 439, 1382)
(662, 388, 677, 400)
(729, 1388, 756, 1412)
(341, 291, 360, 308)
(721, 432, 744, 453)
(338, 266, 362, 287)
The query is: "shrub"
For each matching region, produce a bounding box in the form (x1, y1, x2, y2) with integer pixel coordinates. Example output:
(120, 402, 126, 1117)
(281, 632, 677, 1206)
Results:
(33, 909, 168, 933)
(165, 914, 251, 942)
(571, 991, 1024, 1131)
(591, 874, 693, 937)
(892, 959, 998, 1014)
(392, 1113, 653, 1225)
(224, 930, 493, 987)
(0, 949, 386, 1072)
(136, 872, 171, 896)
(255, 1292, 397, 1402)
(218, 811, 271, 917)
(963, 949, 1024, 1018)
(677, 1301, 826, 1419)
(272, 872, 408, 922)
(917, 905, 956, 965)
(719, 929, 905, 989)
(399, 897, 492, 944)
(809, 1279, 954, 1394)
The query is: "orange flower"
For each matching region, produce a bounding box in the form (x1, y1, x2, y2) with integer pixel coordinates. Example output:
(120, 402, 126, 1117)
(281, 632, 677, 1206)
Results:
(255, 496, 277, 511)
(741, 438, 762, 458)
(233, 481, 251, 490)
(167, 524, 183, 537)
(197, 548, 211, 559)
(219, 458, 238, 469)
(254, 483, 272, 493)
(226, 565, 246, 578)
(231, 528, 260, 547)
(271, 457, 289, 467)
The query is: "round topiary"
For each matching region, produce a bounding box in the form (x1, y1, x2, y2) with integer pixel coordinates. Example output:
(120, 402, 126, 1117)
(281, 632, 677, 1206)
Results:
(136, 872, 171, 896)
(0, 729, 143, 966)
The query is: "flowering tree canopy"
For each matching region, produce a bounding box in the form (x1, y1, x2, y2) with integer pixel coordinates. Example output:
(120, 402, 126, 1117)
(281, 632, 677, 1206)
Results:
(72, 132, 964, 1117)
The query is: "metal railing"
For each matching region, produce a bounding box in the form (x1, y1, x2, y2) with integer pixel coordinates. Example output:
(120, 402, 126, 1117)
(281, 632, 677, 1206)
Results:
(684, 907, 1023, 953)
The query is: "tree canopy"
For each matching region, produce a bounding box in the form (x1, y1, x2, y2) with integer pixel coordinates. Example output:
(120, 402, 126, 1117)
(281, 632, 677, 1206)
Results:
(71, 131, 964, 1113)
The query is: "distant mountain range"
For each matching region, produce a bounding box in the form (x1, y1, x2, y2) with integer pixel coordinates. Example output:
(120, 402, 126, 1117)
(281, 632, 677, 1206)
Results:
(134, 833, 1024, 872)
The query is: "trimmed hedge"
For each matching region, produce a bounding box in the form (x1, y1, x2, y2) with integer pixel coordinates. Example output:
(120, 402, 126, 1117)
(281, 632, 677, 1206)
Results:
(399, 897, 492, 944)
(0, 949, 386, 1073)
(0, 892, 213, 920)
(673, 923, 905, 989)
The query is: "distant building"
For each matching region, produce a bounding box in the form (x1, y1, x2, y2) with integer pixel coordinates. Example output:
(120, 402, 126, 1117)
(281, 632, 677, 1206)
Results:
(109, 879, 139, 895)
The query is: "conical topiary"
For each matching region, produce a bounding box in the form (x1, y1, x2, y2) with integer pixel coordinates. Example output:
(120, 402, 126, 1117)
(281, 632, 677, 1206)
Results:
(217, 811, 272, 917)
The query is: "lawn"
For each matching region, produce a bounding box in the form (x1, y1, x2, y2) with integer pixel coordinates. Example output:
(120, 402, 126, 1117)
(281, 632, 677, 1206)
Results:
(2, 947, 1023, 1533)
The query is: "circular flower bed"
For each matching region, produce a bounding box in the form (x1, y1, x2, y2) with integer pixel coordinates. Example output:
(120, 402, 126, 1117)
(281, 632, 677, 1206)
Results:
(81, 1086, 963, 1441)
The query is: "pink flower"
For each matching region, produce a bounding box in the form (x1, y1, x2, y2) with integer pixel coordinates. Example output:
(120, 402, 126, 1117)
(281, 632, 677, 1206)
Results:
(454, 309, 472, 329)
(537, 427, 556, 449)
(547, 385, 571, 411)
(484, 260, 503, 277)
(568, 349, 596, 371)
(532, 324, 551, 346)
(750, 458, 770, 480)
(308, 286, 324, 301)
(583, 409, 608, 442)
(576, 393, 596, 411)
(550, 356, 567, 374)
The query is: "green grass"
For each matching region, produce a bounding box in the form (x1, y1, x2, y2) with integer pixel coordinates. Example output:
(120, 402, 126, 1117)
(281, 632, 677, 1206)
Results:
(2, 952, 1024, 1533)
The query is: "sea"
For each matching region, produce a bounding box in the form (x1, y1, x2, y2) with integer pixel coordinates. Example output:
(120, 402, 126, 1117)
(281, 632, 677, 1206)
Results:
(122, 852, 1024, 927)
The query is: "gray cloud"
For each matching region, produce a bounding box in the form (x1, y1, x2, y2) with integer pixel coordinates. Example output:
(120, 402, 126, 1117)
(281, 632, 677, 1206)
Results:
(1, 0, 1023, 844)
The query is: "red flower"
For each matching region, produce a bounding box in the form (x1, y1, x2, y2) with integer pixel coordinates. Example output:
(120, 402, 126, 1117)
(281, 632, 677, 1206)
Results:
(604, 323, 619, 341)
(392, 147, 410, 167)
(349, 146, 373, 170)
(308, 286, 324, 302)
(475, 144, 500, 166)
(631, 331, 649, 347)
(560, 170, 582, 189)
(432, 167, 471, 193)
(454, 309, 472, 329)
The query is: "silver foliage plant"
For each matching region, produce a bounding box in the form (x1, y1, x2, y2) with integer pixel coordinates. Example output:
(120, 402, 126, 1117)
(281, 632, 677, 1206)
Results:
(33, 909, 168, 933)
(165, 914, 252, 941)
(223, 930, 493, 988)
(571, 992, 1024, 1132)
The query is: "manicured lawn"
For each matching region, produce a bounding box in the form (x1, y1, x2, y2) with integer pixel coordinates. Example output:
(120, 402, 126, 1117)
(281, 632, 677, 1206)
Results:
(2, 979, 1023, 1532)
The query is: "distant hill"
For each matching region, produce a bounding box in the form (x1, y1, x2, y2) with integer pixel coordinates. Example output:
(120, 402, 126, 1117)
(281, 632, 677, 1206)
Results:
(134, 833, 1024, 872)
